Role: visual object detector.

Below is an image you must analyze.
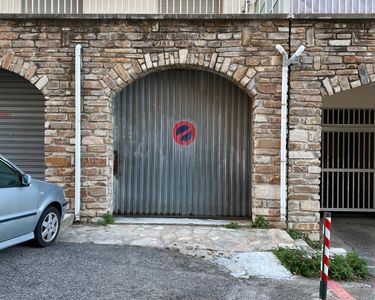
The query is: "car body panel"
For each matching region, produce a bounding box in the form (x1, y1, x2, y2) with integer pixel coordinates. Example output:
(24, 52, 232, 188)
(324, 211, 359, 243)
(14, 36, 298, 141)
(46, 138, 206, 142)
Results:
(0, 184, 39, 242)
(0, 233, 35, 250)
(0, 155, 67, 250)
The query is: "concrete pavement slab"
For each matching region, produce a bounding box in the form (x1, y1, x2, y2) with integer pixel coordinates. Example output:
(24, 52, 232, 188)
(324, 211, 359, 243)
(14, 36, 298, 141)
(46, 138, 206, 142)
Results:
(59, 224, 295, 256)
(214, 252, 293, 280)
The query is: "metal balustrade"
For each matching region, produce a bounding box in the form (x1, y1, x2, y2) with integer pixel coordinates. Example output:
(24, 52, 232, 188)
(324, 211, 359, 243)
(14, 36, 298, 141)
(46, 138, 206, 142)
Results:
(0, 1, 374, 16)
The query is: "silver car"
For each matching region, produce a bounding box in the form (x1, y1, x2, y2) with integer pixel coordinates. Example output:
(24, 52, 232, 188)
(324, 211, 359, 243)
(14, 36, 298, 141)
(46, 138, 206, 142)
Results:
(0, 155, 67, 250)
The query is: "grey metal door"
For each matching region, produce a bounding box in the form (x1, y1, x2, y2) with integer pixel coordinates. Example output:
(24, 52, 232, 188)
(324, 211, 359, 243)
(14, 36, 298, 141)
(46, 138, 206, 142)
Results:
(0, 70, 45, 179)
(321, 108, 375, 211)
(114, 69, 251, 217)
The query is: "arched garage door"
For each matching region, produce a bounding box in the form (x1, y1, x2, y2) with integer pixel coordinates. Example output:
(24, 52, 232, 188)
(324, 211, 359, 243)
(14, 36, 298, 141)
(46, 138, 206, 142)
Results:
(0, 70, 45, 179)
(114, 69, 251, 217)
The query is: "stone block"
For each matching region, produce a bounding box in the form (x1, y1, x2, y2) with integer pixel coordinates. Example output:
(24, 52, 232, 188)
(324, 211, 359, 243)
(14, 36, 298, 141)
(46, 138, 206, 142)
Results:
(46, 157, 70, 167)
(82, 136, 104, 145)
(358, 63, 369, 84)
(268, 32, 288, 40)
(179, 49, 188, 64)
(338, 76, 350, 91)
(322, 77, 334, 95)
(254, 184, 280, 200)
(300, 201, 320, 212)
(328, 40, 350, 46)
(217, 33, 232, 40)
(35, 75, 49, 90)
(289, 129, 308, 142)
(82, 158, 107, 167)
(233, 65, 248, 82)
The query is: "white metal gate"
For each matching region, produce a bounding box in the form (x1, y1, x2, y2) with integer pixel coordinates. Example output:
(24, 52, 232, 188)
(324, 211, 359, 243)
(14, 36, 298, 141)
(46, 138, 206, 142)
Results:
(321, 108, 375, 211)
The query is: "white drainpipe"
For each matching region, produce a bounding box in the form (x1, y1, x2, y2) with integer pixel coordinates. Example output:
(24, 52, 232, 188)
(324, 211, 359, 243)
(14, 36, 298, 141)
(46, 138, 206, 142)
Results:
(275, 44, 305, 223)
(75, 44, 82, 222)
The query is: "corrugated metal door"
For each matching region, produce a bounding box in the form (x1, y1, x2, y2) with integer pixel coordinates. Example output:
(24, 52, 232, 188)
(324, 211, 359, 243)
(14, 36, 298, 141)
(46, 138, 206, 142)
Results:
(114, 69, 251, 217)
(0, 70, 45, 179)
(321, 108, 375, 211)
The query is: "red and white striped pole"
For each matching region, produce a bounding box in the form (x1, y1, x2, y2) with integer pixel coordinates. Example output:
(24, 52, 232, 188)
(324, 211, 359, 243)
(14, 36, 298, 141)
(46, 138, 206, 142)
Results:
(320, 212, 332, 300)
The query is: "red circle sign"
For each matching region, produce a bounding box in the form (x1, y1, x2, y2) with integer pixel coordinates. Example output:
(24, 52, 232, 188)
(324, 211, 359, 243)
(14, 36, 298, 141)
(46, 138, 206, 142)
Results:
(172, 121, 196, 146)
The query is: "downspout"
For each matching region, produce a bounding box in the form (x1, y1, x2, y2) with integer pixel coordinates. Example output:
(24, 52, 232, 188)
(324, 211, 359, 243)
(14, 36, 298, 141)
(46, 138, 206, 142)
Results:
(275, 44, 305, 223)
(75, 44, 82, 223)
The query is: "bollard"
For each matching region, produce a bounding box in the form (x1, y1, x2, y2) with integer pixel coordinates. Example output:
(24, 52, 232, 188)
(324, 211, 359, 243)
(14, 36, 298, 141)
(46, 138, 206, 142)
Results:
(319, 212, 331, 300)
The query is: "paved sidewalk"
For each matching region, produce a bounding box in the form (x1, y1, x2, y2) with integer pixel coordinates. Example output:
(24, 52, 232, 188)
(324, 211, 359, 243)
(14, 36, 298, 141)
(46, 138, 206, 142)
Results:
(59, 224, 294, 256)
(59, 223, 296, 279)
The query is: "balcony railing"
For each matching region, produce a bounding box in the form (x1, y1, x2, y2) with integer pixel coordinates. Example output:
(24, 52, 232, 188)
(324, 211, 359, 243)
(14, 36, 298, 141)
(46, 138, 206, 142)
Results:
(0, 0, 374, 15)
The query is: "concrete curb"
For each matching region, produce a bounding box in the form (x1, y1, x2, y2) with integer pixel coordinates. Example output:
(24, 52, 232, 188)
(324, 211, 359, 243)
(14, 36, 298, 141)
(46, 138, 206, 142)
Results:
(114, 217, 252, 227)
(60, 213, 74, 234)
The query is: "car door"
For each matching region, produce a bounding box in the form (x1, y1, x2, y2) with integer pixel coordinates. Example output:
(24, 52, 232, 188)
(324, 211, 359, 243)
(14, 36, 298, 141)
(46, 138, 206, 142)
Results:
(0, 159, 39, 243)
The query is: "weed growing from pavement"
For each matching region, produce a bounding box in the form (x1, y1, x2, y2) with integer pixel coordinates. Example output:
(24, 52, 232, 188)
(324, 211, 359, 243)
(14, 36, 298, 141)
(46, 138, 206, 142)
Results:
(251, 216, 269, 229)
(286, 228, 320, 250)
(330, 252, 369, 281)
(274, 248, 369, 281)
(98, 211, 115, 226)
(224, 222, 240, 229)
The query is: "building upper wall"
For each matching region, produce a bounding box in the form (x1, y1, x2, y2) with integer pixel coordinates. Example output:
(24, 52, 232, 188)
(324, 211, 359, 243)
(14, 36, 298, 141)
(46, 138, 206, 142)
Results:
(1, 16, 375, 234)
(1, 0, 375, 15)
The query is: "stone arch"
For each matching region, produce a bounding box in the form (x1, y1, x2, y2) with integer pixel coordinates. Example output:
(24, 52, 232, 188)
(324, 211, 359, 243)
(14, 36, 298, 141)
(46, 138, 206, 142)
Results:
(109, 65, 254, 218)
(98, 50, 258, 99)
(96, 50, 260, 219)
(0, 51, 50, 95)
(321, 63, 375, 97)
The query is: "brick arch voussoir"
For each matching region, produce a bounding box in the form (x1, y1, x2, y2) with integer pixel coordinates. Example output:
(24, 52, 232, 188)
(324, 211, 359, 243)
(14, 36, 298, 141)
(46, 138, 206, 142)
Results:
(321, 63, 375, 97)
(0, 51, 49, 96)
(101, 50, 258, 99)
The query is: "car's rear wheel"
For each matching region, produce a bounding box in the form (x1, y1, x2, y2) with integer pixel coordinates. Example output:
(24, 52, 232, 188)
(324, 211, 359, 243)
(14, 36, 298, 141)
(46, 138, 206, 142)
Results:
(34, 206, 61, 247)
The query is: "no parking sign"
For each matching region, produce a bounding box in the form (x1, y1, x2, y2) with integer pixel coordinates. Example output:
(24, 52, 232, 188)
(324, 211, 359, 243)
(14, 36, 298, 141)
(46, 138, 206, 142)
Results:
(172, 121, 196, 146)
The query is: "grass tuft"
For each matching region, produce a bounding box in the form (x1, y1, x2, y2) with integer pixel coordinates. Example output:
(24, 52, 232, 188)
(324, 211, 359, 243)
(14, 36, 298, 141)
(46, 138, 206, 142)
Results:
(274, 247, 368, 281)
(286, 228, 320, 250)
(224, 222, 240, 229)
(98, 211, 115, 226)
(251, 216, 269, 229)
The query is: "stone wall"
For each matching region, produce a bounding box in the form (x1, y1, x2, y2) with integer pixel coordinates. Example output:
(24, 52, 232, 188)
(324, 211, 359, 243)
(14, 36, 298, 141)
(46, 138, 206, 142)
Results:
(2, 16, 373, 236)
(0, 18, 288, 223)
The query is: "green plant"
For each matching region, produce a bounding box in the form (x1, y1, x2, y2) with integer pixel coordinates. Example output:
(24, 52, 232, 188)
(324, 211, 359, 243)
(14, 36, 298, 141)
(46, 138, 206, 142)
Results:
(274, 247, 369, 281)
(286, 228, 320, 250)
(224, 222, 240, 229)
(305, 239, 320, 250)
(286, 228, 305, 240)
(274, 247, 320, 278)
(98, 211, 115, 226)
(330, 254, 353, 281)
(331, 252, 369, 281)
(251, 216, 269, 229)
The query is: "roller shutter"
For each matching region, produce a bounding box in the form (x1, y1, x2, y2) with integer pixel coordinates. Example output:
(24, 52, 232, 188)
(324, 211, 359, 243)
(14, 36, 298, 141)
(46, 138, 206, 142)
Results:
(114, 69, 251, 217)
(0, 69, 45, 179)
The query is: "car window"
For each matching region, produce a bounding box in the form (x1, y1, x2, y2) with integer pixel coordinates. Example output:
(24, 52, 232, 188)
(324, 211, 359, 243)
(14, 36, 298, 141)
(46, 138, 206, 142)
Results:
(0, 160, 21, 188)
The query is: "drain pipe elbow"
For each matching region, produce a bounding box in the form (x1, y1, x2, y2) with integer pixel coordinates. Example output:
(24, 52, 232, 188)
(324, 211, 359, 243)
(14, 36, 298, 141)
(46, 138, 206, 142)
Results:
(74, 44, 82, 223)
(275, 44, 288, 58)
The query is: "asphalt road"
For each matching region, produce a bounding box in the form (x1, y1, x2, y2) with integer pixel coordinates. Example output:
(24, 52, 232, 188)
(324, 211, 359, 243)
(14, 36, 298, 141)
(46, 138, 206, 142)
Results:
(0, 242, 372, 300)
(331, 216, 375, 278)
